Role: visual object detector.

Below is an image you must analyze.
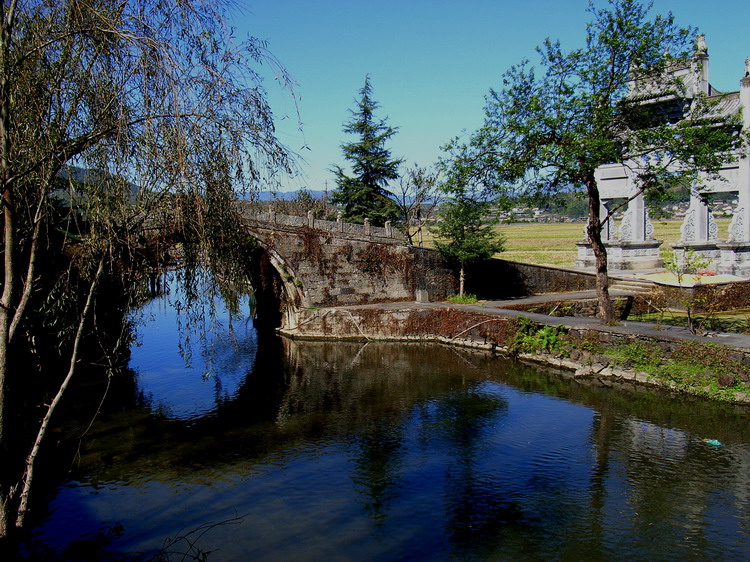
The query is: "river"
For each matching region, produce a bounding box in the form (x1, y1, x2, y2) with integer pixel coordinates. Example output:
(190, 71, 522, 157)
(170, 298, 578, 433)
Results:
(17, 273, 750, 560)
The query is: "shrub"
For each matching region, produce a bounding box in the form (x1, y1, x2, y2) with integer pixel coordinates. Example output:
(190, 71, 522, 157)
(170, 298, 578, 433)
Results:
(446, 293, 478, 304)
(510, 316, 568, 355)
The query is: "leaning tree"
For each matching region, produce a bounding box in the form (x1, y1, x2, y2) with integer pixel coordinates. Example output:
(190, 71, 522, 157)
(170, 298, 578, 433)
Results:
(0, 0, 295, 535)
(444, 0, 743, 322)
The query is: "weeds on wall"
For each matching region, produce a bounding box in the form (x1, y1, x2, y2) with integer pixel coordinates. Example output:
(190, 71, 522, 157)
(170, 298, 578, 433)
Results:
(569, 335, 750, 400)
(509, 316, 568, 356)
(298, 226, 332, 275)
(508, 317, 750, 401)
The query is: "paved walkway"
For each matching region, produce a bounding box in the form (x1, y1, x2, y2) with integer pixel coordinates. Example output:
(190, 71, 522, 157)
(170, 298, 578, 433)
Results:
(347, 289, 750, 351)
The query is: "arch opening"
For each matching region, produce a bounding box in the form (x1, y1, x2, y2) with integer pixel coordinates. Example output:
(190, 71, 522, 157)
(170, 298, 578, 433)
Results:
(246, 244, 304, 332)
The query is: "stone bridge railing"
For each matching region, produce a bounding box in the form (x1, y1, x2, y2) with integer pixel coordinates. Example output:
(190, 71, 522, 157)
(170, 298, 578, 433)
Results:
(238, 207, 406, 243)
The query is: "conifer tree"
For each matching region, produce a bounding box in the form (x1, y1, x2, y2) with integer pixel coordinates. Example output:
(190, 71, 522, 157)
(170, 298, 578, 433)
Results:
(432, 183, 504, 296)
(331, 76, 401, 225)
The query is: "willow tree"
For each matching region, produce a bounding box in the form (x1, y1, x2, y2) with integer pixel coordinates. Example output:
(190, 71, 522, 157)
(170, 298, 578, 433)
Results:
(445, 0, 742, 322)
(0, 0, 295, 535)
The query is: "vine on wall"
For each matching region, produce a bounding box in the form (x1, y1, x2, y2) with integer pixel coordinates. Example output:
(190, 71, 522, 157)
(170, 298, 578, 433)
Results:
(355, 242, 414, 290)
(297, 226, 332, 275)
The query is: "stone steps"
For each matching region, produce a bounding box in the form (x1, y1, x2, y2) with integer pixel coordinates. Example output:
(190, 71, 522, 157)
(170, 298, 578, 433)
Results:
(608, 278, 655, 295)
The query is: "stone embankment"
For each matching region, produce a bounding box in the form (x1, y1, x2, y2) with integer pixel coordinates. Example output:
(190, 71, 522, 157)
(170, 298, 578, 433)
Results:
(280, 297, 750, 404)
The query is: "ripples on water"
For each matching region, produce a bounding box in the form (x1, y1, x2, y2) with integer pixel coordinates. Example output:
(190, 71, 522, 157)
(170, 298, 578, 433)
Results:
(21, 277, 750, 560)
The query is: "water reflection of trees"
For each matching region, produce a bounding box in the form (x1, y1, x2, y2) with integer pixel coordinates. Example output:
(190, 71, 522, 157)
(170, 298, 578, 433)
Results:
(68, 339, 498, 481)
(277, 340, 468, 430)
(584, 411, 750, 558)
(418, 385, 517, 558)
(55, 337, 750, 559)
(350, 421, 405, 527)
(281, 340, 516, 545)
(500, 366, 750, 558)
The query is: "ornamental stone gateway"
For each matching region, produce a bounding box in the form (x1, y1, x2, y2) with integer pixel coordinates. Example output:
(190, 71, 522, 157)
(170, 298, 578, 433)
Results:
(576, 36, 750, 275)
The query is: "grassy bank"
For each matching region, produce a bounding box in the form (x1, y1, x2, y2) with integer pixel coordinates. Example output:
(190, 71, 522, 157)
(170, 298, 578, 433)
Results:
(517, 317, 750, 402)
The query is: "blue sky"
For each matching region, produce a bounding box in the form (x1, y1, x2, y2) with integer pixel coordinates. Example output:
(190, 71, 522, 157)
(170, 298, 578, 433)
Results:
(235, 1, 750, 192)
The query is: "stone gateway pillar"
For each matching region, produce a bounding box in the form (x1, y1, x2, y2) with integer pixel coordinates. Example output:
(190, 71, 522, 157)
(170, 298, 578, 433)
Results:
(575, 165, 663, 270)
(671, 191, 721, 267)
(577, 41, 750, 276)
(717, 66, 750, 276)
(606, 186, 662, 270)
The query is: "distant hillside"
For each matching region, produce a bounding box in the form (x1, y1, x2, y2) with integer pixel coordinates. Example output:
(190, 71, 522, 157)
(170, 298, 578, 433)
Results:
(58, 165, 111, 185)
(57, 165, 139, 194)
(56, 169, 330, 203)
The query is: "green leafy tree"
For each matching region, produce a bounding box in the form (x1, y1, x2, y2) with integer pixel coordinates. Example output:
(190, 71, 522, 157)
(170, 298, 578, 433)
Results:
(432, 184, 504, 296)
(444, 0, 743, 323)
(662, 249, 711, 334)
(0, 0, 294, 535)
(331, 76, 401, 226)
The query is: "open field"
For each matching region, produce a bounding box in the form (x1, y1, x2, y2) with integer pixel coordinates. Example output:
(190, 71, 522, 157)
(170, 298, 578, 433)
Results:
(427, 219, 732, 268)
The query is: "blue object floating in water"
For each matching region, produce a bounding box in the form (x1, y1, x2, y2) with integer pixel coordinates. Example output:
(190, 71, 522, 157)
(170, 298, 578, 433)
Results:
(703, 439, 722, 447)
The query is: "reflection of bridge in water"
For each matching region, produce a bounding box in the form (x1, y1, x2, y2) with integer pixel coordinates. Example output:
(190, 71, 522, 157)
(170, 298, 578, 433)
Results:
(236, 206, 455, 329)
(74, 336, 750, 561)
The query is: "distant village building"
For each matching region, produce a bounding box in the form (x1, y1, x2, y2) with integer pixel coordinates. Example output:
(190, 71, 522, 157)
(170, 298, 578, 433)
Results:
(576, 36, 750, 274)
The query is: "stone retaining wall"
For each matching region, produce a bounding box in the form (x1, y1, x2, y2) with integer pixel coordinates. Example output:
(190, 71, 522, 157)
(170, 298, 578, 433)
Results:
(465, 259, 597, 299)
(282, 305, 750, 404)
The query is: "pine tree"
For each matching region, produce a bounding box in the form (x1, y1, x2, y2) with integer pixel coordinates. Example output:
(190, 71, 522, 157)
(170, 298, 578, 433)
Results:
(331, 76, 401, 226)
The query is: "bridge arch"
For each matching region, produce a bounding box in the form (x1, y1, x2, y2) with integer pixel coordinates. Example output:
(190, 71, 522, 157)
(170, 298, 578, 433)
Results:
(246, 231, 308, 331)
(239, 208, 456, 329)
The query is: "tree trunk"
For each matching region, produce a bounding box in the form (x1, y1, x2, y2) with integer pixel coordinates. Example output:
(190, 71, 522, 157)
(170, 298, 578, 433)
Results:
(1, 9, 18, 534)
(586, 176, 614, 323)
(0, 164, 14, 544)
(15, 258, 105, 529)
(459, 263, 465, 296)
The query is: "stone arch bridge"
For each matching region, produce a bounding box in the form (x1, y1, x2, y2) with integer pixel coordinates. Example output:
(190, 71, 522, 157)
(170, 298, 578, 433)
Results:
(238, 207, 455, 329)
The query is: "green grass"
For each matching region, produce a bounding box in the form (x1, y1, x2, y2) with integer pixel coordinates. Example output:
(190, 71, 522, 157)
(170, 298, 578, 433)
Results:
(580, 338, 750, 400)
(495, 222, 582, 266)
(426, 219, 732, 268)
(446, 293, 478, 304)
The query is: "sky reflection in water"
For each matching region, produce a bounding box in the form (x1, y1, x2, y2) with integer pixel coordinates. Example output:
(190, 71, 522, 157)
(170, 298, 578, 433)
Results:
(129, 272, 256, 421)
(25, 279, 750, 561)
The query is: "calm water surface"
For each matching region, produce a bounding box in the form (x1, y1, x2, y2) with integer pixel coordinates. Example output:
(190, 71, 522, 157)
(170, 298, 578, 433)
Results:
(22, 276, 750, 560)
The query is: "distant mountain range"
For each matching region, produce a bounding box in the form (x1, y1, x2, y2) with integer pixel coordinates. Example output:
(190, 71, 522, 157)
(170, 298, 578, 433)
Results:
(58, 167, 330, 203)
(252, 190, 329, 201)
(58, 165, 114, 185)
